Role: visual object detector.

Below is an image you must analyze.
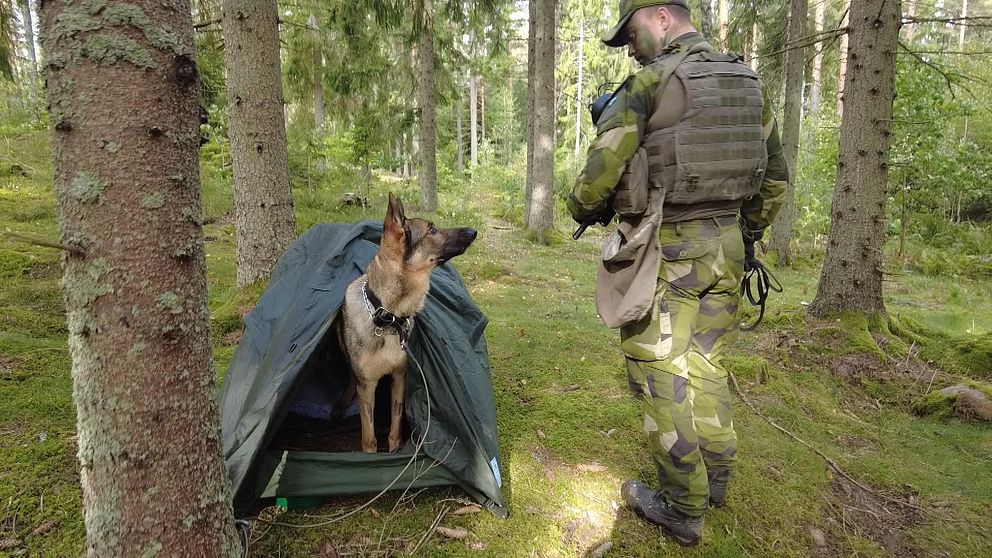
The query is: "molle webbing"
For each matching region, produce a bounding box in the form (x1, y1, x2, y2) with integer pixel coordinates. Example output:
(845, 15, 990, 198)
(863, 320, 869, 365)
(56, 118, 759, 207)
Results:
(644, 53, 767, 207)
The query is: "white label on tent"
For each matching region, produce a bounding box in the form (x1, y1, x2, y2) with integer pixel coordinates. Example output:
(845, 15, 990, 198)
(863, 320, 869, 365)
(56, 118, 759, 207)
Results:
(489, 457, 502, 487)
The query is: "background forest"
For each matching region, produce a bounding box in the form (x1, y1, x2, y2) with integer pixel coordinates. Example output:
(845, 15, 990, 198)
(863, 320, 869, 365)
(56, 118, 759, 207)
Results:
(2, 0, 992, 556)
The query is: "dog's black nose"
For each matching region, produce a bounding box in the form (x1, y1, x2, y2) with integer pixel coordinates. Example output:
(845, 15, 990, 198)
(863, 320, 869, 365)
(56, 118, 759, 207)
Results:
(466, 229, 478, 241)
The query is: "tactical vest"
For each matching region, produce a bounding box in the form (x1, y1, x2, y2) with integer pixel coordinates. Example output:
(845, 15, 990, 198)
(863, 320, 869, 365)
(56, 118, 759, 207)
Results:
(643, 50, 767, 207)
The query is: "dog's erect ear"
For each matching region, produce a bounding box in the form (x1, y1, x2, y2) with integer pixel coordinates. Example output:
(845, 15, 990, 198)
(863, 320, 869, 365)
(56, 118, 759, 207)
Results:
(385, 192, 406, 232)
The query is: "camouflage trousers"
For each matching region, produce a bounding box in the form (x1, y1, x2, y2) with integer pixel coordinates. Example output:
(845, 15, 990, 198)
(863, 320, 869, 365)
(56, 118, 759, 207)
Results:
(619, 216, 744, 517)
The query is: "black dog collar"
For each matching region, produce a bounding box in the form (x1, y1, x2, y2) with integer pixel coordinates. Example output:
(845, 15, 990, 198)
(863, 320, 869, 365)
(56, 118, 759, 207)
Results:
(362, 281, 414, 346)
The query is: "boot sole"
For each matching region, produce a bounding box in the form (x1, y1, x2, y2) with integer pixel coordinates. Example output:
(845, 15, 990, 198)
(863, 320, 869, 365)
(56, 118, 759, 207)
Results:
(658, 524, 700, 547)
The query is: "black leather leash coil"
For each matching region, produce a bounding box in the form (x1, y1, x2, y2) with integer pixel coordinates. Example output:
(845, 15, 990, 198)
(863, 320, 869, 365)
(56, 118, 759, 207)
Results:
(740, 260, 782, 331)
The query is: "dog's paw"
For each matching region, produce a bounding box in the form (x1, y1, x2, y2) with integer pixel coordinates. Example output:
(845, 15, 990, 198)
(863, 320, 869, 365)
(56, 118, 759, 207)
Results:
(388, 437, 401, 453)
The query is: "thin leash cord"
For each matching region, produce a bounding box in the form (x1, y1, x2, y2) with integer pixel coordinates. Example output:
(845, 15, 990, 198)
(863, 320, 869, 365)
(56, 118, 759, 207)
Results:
(249, 346, 432, 531)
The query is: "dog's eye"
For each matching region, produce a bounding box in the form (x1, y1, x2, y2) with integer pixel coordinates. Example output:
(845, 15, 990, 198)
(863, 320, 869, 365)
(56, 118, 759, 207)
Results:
(428, 224, 437, 234)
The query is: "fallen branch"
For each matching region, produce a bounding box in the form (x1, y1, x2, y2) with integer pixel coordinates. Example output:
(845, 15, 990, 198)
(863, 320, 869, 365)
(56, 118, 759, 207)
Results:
(3, 230, 84, 255)
(728, 371, 929, 515)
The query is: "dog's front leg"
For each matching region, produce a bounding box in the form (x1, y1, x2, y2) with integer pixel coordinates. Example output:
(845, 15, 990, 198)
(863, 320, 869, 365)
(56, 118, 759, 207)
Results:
(387, 370, 406, 452)
(356, 379, 378, 453)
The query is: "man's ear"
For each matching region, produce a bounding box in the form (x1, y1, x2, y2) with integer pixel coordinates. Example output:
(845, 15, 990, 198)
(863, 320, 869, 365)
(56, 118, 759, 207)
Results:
(385, 192, 406, 231)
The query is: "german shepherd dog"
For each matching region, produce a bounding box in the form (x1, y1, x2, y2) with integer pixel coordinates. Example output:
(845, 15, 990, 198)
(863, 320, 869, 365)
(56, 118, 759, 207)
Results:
(336, 193, 477, 453)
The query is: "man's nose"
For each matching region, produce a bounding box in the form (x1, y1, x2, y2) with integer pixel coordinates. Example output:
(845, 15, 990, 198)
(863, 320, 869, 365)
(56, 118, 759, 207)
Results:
(627, 43, 635, 58)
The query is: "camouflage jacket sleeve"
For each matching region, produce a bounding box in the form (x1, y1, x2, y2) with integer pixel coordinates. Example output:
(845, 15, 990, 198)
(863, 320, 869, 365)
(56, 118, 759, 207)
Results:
(740, 84, 789, 241)
(567, 69, 658, 221)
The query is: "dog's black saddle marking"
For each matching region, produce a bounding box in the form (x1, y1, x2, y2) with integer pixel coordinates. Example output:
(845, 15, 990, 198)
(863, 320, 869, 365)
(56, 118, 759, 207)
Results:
(362, 281, 415, 347)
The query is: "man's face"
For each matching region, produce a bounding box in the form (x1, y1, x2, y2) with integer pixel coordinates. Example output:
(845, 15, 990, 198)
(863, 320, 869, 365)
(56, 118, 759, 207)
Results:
(624, 7, 668, 65)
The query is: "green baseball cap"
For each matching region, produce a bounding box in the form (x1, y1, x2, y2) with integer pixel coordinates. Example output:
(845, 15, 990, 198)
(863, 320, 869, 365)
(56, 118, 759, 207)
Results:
(601, 0, 690, 47)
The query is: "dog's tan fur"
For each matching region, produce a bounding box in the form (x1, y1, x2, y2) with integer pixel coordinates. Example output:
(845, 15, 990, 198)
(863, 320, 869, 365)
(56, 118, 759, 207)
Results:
(336, 193, 477, 453)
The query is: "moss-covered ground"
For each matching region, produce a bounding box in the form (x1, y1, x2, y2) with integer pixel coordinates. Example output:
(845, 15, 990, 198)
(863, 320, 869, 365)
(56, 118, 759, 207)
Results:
(2, 131, 991, 557)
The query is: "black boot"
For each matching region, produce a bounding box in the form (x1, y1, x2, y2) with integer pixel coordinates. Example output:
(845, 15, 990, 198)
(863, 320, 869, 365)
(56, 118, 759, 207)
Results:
(621, 480, 703, 547)
(707, 467, 731, 508)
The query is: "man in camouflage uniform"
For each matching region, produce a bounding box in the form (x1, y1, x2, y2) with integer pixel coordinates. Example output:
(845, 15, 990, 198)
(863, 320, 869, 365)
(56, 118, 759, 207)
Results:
(568, 0, 788, 546)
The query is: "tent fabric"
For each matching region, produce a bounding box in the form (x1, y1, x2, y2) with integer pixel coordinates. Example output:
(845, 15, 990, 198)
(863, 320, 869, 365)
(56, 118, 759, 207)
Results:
(219, 221, 506, 518)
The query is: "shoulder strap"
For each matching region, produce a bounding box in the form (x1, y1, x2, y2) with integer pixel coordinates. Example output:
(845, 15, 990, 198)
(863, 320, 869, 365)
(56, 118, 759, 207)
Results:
(654, 48, 693, 97)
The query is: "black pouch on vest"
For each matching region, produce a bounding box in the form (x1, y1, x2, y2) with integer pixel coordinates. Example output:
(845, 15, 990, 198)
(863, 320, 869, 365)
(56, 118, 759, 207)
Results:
(612, 147, 649, 218)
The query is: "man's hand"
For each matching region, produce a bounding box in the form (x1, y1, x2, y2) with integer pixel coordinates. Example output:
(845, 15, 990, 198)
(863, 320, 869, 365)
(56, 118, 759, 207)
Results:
(572, 207, 616, 240)
(744, 239, 760, 272)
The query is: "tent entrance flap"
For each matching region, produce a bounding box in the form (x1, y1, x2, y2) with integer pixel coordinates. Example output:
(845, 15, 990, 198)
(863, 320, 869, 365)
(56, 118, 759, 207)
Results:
(219, 222, 506, 518)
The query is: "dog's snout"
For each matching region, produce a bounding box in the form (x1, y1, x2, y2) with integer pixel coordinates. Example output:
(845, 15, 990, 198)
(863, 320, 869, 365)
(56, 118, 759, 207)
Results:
(466, 229, 478, 242)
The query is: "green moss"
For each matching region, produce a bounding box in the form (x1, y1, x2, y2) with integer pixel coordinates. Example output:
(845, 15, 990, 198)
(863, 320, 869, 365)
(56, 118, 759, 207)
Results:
(912, 391, 956, 418)
(104, 140, 121, 153)
(141, 192, 164, 209)
(724, 354, 772, 383)
(914, 382, 992, 421)
(0, 249, 34, 279)
(947, 335, 992, 380)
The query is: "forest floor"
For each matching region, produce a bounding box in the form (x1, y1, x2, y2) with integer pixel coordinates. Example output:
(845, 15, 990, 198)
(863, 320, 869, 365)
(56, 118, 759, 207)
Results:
(2, 130, 992, 557)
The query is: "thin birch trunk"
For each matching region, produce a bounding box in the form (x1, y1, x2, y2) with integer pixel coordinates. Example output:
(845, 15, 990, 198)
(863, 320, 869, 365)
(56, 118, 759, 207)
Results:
(837, 2, 849, 118)
(457, 97, 464, 172)
(959, 0, 968, 48)
(718, 0, 729, 50)
(808, 0, 825, 116)
(575, 15, 584, 159)
(470, 73, 478, 167)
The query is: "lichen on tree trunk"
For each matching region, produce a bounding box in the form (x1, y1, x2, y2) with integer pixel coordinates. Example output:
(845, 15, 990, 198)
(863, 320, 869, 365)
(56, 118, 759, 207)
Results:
(809, 0, 901, 319)
(38, 0, 241, 555)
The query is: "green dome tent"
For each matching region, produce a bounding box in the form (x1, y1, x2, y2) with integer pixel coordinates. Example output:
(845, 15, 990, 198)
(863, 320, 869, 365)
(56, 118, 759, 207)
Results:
(219, 222, 506, 518)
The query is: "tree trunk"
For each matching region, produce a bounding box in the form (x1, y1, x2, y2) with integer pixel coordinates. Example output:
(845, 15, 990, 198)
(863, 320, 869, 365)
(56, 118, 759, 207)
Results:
(837, 2, 849, 118)
(18, 0, 40, 111)
(809, 0, 900, 318)
(700, 0, 714, 41)
(575, 14, 584, 160)
(403, 132, 410, 178)
(222, 0, 296, 288)
(808, 0, 825, 116)
(38, 0, 241, 555)
(527, 0, 555, 240)
(959, 0, 968, 48)
(750, 19, 760, 70)
(456, 98, 464, 172)
(470, 72, 478, 167)
(417, 21, 438, 212)
(525, 0, 536, 227)
(19, 0, 38, 71)
(769, 0, 806, 264)
(718, 0, 729, 50)
(480, 79, 486, 147)
(903, 0, 917, 43)
(308, 15, 324, 134)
